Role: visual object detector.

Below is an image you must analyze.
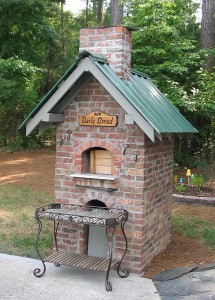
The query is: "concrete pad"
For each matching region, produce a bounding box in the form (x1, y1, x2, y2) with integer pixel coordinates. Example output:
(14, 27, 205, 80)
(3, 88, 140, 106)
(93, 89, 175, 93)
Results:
(0, 253, 160, 300)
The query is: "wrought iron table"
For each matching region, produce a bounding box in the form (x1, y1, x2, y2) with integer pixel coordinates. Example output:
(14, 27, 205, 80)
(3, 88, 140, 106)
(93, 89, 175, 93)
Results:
(33, 203, 129, 291)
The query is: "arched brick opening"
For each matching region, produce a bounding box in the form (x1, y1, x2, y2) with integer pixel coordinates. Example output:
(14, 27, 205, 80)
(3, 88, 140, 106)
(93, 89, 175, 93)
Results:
(80, 147, 112, 174)
(86, 199, 107, 208)
(74, 140, 122, 177)
(79, 191, 116, 208)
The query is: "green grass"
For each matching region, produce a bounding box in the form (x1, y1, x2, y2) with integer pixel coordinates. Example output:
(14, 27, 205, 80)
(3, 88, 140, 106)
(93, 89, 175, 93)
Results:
(171, 213, 215, 248)
(0, 184, 53, 258)
(0, 185, 52, 211)
(203, 229, 215, 247)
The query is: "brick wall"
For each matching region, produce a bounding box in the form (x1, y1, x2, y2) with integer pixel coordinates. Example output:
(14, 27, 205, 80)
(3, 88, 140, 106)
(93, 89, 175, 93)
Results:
(54, 78, 173, 275)
(79, 26, 132, 79)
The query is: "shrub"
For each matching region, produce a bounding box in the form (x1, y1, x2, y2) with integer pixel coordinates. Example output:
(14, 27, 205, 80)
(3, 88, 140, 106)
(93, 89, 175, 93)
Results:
(190, 174, 205, 191)
(175, 185, 188, 192)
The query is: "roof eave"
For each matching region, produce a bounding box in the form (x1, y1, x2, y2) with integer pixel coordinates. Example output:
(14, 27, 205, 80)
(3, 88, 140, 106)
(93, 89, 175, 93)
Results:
(21, 51, 197, 142)
(23, 56, 157, 142)
(20, 51, 108, 130)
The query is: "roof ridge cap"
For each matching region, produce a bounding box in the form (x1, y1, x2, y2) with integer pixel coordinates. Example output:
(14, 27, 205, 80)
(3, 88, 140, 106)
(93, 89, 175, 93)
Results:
(76, 50, 107, 63)
(131, 69, 151, 79)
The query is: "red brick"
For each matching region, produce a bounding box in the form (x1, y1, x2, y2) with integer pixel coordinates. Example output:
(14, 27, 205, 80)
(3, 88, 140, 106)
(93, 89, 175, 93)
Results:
(53, 61, 173, 273)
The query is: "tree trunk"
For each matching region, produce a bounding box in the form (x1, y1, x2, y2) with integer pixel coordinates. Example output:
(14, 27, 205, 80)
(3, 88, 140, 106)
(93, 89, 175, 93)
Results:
(110, 0, 124, 26)
(97, 0, 104, 25)
(86, 0, 89, 27)
(60, 1, 66, 58)
(93, 0, 97, 18)
(201, 0, 215, 71)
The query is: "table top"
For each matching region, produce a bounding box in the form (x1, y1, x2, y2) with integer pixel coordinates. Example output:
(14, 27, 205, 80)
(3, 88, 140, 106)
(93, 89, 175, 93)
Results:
(35, 203, 128, 227)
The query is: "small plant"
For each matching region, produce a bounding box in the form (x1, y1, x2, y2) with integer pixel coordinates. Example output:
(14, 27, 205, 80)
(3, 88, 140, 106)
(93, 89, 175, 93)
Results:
(173, 175, 178, 185)
(173, 163, 180, 172)
(190, 174, 205, 192)
(175, 185, 188, 192)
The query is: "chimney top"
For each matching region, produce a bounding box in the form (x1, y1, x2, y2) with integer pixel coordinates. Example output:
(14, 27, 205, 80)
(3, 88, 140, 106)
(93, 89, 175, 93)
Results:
(79, 26, 133, 79)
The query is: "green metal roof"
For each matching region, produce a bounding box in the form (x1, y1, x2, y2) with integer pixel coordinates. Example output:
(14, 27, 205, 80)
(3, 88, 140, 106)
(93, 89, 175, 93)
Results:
(20, 51, 197, 134)
(90, 57, 197, 134)
(19, 51, 107, 129)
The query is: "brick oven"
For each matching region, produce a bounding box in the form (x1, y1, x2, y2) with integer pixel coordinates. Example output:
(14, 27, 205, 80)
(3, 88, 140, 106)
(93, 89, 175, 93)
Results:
(21, 26, 197, 275)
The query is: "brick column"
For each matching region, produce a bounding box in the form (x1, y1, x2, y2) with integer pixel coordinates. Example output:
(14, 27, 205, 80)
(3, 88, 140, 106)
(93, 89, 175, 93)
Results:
(79, 26, 132, 79)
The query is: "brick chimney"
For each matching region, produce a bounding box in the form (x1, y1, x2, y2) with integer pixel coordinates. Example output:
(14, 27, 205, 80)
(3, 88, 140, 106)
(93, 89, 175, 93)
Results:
(79, 26, 132, 79)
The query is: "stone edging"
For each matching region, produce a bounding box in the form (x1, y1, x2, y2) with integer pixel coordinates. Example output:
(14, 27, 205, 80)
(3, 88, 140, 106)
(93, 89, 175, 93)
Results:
(173, 193, 215, 206)
(152, 263, 215, 282)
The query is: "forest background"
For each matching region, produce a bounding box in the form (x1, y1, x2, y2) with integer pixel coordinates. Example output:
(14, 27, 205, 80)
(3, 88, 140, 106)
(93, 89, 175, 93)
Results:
(0, 0, 214, 168)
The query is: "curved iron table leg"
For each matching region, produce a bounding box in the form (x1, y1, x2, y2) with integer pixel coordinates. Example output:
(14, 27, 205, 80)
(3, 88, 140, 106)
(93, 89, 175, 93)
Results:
(54, 221, 60, 267)
(33, 218, 46, 278)
(117, 220, 129, 278)
(105, 226, 116, 292)
(54, 220, 59, 251)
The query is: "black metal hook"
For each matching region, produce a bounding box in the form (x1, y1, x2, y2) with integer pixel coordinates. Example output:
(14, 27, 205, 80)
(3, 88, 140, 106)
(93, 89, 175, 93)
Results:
(134, 151, 140, 162)
(66, 129, 72, 141)
(122, 144, 129, 155)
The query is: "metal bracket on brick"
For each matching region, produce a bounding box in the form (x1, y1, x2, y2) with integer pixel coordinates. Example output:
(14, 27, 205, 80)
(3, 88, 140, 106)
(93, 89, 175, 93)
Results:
(134, 151, 140, 162)
(66, 129, 72, 141)
(122, 144, 129, 155)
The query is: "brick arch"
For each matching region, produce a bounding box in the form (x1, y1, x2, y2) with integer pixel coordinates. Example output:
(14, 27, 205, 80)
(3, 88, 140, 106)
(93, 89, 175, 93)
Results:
(74, 139, 122, 175)
(79, 191, 116, 208)
(76, 139, 117, 154)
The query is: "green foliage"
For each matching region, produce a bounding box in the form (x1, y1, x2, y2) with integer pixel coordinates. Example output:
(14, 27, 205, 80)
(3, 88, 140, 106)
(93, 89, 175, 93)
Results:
(0, 0, 50, 61)
(124, 0, 215, 163)
(173, 175, 178, 185)
(5, 134, 41, 153)
(190, 174, 205, 191)
(175, 185, 188, 192)
(185, 70, 215, 162)
(0, 57, 42, 145)
(0, 0, 214, 160)
(200, 163, 215, 185)
(125, 0, 200, 85)
(0, 0, 80, 148)
(174, 146, 201, 168)
(3, 128, 56, 153)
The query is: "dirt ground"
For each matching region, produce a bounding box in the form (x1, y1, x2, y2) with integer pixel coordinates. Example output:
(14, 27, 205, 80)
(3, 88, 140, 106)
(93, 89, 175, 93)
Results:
(0, 149, 56, 194)
(0, 149, 215, 278)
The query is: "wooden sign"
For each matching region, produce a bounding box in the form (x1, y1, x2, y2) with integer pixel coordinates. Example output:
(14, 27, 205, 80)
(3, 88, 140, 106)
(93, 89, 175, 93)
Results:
(78, 111, 117, 127)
